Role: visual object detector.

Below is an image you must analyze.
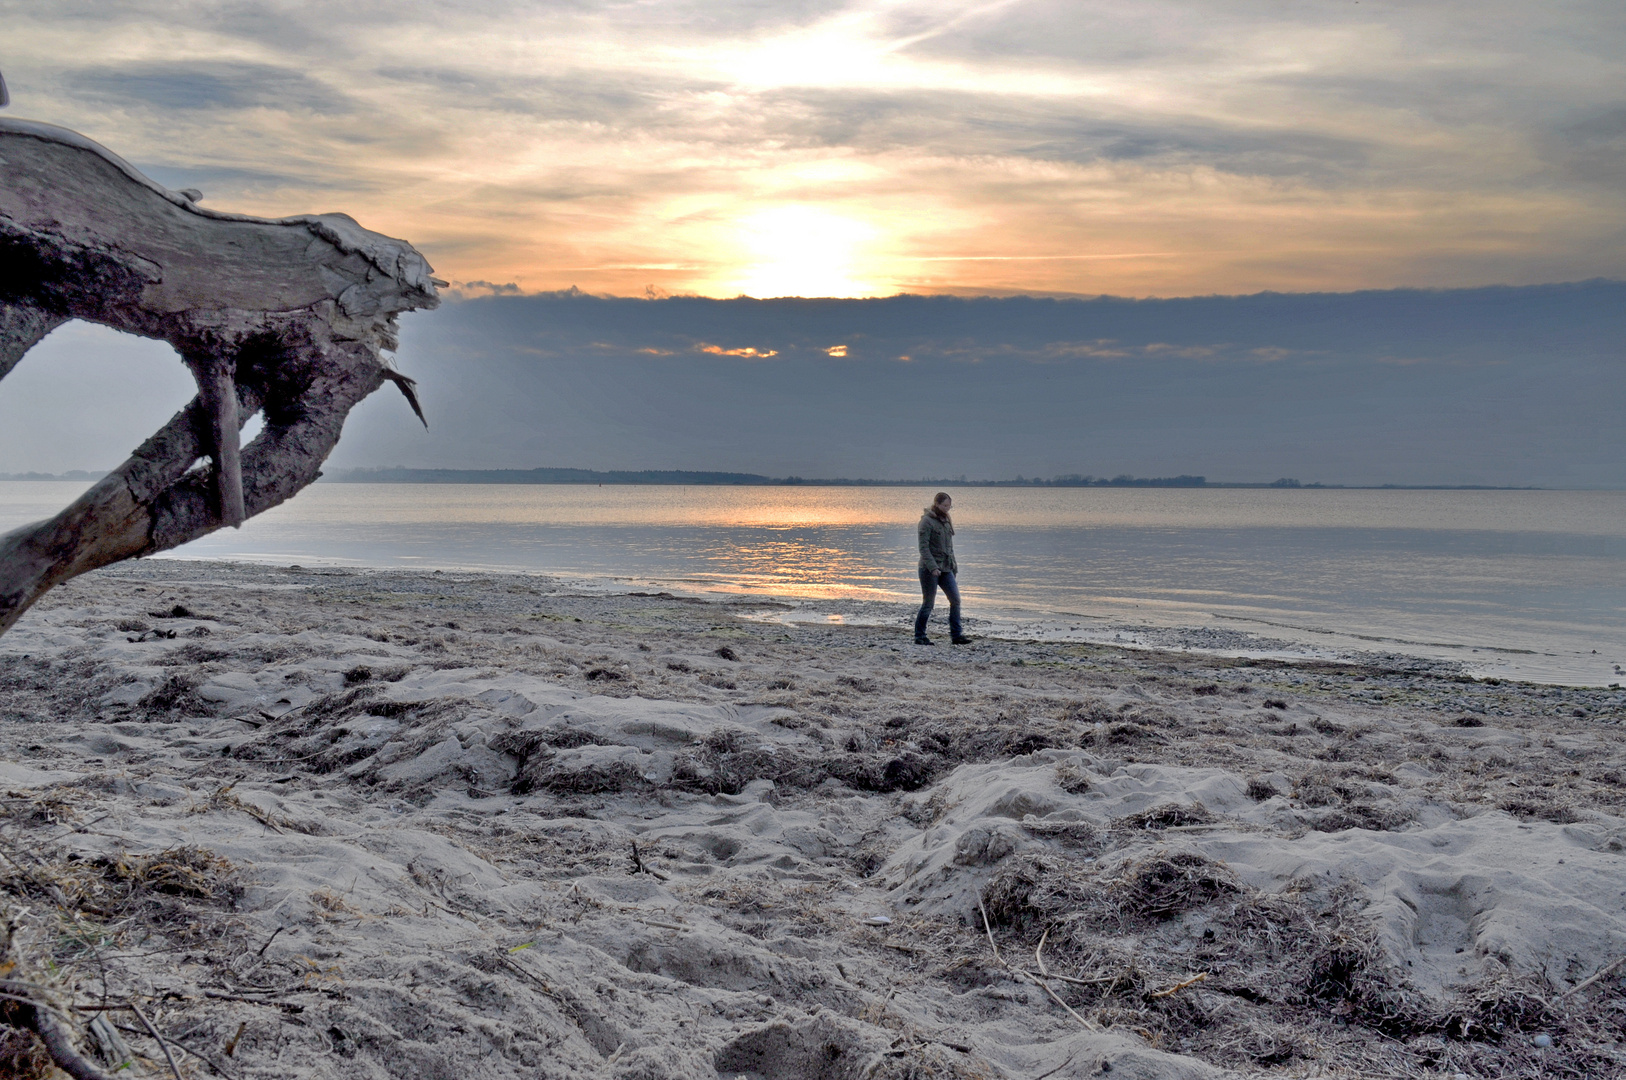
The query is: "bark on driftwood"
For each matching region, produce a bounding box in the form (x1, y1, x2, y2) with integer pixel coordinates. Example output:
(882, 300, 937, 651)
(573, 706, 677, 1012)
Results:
(0, 117, 441, 635)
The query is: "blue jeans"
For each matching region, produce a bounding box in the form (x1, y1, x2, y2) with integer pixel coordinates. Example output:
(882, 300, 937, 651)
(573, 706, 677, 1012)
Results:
(914, 568, 962, 639)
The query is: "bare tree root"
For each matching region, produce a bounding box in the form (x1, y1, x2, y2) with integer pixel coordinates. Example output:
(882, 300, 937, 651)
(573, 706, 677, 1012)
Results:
(0, 116, 441, 635)
(27, 1001, 120, 1080)
(1, 911, 117, 1080)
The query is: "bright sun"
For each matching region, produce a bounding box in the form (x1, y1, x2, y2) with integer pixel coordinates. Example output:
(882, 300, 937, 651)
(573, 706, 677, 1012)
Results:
(727, 206, 877, 298)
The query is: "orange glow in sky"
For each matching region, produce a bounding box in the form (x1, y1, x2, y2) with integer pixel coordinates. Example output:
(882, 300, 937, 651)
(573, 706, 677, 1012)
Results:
(722, 206, 879, 299)
(2, 1, 1621, 298)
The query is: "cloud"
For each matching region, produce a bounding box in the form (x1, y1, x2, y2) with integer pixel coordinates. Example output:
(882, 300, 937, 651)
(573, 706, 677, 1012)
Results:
(322, 281, 1626, 487)
(447, 280, 525, 299)
(745, 86, 1376, 182)
(75, 61, 347, 113)
(133, 162, 358, 197)
(697, 343, 779, 358)
(412, 280, 1626, 373)
(1, 0, 1622, 296)
(1142, 343, 1217, 360)
(12, 283, 1623, 486)
(1549, 107, 1626, 188)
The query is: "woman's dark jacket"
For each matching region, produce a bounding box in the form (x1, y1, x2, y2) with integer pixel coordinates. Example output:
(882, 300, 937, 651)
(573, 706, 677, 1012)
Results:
(918, 510, 957, 574)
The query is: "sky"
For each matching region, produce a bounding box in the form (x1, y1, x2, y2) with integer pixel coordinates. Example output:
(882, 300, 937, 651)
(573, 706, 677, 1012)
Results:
(1, 0, 1623, 298)
(4, 283, 1621, 486)
(2, 3, 1622, 486)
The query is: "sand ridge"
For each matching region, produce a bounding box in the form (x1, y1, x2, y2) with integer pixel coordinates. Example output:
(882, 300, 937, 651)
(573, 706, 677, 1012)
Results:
(2, 561, 1626, 1078)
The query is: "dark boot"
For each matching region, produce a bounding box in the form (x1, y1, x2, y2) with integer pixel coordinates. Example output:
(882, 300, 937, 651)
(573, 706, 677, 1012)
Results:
(915, 636, 936, 645)
(951, 635, 973, 644)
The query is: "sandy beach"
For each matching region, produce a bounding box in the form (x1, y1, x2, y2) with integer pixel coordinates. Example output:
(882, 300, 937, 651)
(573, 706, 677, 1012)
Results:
(3, 559, 1626, 1079)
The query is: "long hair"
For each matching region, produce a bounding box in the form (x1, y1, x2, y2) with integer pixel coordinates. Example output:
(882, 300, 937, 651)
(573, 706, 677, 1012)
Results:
(926, 491, 952, 524)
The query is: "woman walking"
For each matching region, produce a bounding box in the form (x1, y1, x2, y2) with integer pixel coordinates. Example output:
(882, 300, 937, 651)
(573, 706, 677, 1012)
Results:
(915, 492, 971, 645)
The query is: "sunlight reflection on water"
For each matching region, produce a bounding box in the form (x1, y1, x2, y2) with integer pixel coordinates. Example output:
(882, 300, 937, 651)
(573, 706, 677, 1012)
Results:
(3, 482, 1623, 684)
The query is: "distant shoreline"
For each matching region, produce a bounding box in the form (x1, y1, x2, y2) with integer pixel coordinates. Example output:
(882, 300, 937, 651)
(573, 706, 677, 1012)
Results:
(0, 470, 106, 482)
(316, 467, 1540, 490)
(0, 467, 1546, 490)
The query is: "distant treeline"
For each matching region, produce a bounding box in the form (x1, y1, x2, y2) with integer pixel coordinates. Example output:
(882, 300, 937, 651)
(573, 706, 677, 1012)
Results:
(0, 470, 105, 481)
(324, 467, 1217, 487)
(328, 467, 781, 485)
(0, 468, 1531, 490)
(993, 474, 1209, 488)
(321, 469, 1540, 489)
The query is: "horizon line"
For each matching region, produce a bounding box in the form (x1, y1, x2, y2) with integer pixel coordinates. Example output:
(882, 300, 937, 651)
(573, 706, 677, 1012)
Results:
(313, 467, 1554, 492)
(443, 276, 1626, 304)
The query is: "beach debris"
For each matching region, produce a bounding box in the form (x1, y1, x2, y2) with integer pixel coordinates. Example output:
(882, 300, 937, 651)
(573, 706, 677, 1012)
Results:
(862, 915, 892, 926)
(974, 898, 1098, 1031)
(1054, 761, 1093, 794)
(86, 1014, 134, 1071)
(1118, 851, 1238, 918)
(0, 115, 440, 637)
(139, 674, 199, 712)
(1245, 775, 1279, 800)
(97, 846, 239, 903)
(1114, 802, 1215, 833)
(129, 1000, 185, 1080)
(1090, 721, 1165, 747)
(1147, 971, 1209, 998)
(1559, 953, 1626, 998)
(1, 908, 121, 1080)
(1532, 1033, 1553, 1048)
(628, 840, 670, 880)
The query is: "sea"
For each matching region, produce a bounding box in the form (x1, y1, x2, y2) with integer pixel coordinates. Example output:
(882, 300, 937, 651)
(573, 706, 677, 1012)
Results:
(3, 482, 1623, 687)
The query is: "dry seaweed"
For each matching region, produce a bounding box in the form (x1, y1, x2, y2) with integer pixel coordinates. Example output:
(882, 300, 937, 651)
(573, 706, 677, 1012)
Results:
(97, 846, 239, 905)
(1114, 802, 1215, 832)
(1053, 761, 1092, 794)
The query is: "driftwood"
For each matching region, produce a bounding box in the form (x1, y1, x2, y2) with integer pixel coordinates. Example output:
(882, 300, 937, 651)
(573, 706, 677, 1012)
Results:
(0, 116, 440, 635)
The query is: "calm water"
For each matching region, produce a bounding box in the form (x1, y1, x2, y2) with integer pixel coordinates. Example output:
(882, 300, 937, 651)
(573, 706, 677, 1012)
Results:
(3, 482, 1623, 685)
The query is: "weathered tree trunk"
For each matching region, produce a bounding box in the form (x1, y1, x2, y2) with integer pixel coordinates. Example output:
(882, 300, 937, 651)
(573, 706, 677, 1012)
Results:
(0, 118, 440, 634)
